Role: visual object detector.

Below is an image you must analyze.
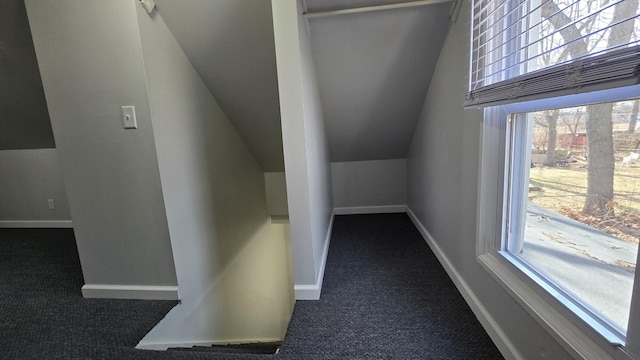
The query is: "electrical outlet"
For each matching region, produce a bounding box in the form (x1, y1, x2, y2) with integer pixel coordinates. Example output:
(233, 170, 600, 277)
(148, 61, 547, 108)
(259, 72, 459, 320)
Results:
(48, 199, 55, 210)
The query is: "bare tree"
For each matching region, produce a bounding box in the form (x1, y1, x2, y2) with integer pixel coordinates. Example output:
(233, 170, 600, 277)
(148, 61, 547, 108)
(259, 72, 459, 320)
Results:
(541, 0, 639, 216)
(534, 115, 549, 151)
(628, 100, 639, 134)
(544, 110, 559, 166)
(561, 107, 583, 152)
(583, 102, 616, 214)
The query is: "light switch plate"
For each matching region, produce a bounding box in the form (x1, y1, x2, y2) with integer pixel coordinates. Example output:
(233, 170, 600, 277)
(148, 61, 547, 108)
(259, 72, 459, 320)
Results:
(122, 106, 137, 129)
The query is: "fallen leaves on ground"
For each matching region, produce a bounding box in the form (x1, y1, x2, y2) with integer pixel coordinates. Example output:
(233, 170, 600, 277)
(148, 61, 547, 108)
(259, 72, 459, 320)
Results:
(559, 206, 640, 244)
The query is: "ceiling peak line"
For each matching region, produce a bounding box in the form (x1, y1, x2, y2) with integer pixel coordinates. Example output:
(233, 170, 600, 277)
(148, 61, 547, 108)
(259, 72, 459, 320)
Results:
(304, 0, 456, 19)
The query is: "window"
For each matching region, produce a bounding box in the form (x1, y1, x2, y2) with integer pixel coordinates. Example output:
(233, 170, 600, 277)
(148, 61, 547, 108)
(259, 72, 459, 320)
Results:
(507, 99, 640, 336)
(472, 0, 640, 358)
(468, 0, 640, 107)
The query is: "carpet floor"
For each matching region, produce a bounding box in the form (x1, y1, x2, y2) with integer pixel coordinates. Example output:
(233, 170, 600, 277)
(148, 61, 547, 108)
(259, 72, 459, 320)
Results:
(0, 214, 504, 359)
(277, 214, 503, 360)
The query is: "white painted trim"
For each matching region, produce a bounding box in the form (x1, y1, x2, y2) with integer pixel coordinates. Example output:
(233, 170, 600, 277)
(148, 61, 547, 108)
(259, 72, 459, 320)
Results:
(334, 205, 406, 215)
(136, 338, 283, 351)
(406, 207, 524, 360)
(293, 284, 321, 300)
(294, 210, 335, 300)
(0, 220, 72, 228)
(476, 107, 631, 359)
(479, 253, 625, 360)
(81, 284, 179, 300)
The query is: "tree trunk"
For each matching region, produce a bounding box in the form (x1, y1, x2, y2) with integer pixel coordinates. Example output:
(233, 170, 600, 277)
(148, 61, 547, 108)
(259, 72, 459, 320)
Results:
(629, 100, 639, 134)
(567, 108, 582, 153)
(544, 110, 558, 166)
(582, 103, 615, 215)
(582, 0, 639, 216)
(542, 0, 638, 217)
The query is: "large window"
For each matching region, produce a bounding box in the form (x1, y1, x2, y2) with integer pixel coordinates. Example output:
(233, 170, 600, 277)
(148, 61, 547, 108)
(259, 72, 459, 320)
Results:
(472, 0, 640, 358)
(507, 99, 640, 337)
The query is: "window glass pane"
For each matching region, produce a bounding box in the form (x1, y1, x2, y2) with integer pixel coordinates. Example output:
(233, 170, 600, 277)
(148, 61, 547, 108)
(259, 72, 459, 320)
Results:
(532, 0, 640, 73)
(508, 98, 640, 334)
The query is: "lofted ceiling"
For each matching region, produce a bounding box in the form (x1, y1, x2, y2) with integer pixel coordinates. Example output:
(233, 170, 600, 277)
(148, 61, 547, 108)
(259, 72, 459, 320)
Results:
(154, 0, 454, 168)
(153, 0, 284, 172)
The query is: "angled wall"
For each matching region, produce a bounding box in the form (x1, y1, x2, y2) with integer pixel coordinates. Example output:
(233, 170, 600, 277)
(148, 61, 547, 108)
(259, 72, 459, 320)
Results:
(406, 1, 573, 359)
(272, 0, 334, 300)
(152, 0, 284, 172)
(25, 0, 178, 295)
(0, 0, 53, 150)
(0, 0, 70, 227)
(136, 3, 292, 347)
(26, 0, 293, 345)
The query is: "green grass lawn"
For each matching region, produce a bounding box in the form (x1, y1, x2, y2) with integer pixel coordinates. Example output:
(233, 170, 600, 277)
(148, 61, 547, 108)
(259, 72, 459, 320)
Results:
(528, 163, 640, 243)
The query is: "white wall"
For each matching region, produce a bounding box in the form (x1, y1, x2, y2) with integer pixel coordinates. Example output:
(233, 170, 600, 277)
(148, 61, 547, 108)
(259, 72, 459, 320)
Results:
(0, 149, 71, 225)
(307, 3, 451, 163)
(153, 0, 284, 172)
(406, 2, 573, 359)
(25, 0, 178, 290)
(265, 172, 288, 216)
(272, 0, 334, 300)
(136, 4, 292, 346)
(331, 159, 406, 212)
(299, 1, 334, 287)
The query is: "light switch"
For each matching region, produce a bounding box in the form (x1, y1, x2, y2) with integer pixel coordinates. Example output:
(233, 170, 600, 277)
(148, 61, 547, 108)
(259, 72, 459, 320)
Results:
(122, 106, 137, 129)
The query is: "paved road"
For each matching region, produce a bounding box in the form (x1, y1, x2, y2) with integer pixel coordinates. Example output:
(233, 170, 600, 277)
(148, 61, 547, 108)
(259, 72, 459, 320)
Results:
(519, 203, 638, 332)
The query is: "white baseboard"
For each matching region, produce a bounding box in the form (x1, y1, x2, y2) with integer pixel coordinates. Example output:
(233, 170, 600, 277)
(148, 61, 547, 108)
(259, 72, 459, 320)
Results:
(293, 284, 322, 300)
(406, 207, 523, 360)
(294, 210, 335, 300)
(81, 284, 179, 300)
(334, 205, 406, 215)
(0, 220, 73, 228)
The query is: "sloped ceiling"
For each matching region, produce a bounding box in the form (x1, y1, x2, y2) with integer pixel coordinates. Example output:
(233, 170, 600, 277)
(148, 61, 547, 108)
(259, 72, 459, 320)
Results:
(154, 0, 453, 168)
(153, 0, 284, 172)
(305, 0, 453, 162)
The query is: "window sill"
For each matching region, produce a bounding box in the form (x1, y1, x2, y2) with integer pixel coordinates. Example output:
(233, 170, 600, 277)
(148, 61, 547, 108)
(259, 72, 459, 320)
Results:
(478, 251, 630, 360)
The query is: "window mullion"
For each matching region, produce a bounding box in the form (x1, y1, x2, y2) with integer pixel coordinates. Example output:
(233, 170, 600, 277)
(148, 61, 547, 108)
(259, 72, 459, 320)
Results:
(505, 114, 531, 254)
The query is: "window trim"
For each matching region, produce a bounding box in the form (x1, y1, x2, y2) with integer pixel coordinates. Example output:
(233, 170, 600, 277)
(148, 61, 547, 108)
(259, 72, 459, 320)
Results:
(476, 95, 640, 360)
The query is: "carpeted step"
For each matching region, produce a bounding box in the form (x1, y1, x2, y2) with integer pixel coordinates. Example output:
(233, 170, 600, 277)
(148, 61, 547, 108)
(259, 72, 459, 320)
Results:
(169, 342, 281, 355)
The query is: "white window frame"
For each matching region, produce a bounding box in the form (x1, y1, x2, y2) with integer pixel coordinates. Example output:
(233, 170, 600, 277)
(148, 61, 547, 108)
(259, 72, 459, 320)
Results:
(476, 85, 640, 360)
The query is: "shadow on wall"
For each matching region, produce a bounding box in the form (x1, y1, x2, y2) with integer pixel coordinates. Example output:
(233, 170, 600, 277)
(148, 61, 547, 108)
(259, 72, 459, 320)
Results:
(135, 4, 294, 348)
(0, 0, 55, 150)
(0, 0, 71, 226)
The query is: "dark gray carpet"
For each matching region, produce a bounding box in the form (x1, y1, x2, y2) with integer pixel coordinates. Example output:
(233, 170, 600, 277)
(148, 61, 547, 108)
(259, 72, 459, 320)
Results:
(278, 214, 503, 360)
(0, 228, 178, 360)
(0, 214, 504, 359)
